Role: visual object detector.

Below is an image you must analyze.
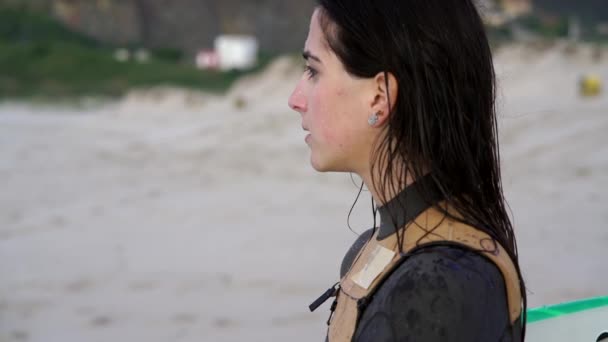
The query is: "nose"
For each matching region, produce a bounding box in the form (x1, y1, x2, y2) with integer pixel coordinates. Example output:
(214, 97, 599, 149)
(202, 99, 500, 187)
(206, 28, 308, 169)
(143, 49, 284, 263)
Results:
(288, 82, 307, 113)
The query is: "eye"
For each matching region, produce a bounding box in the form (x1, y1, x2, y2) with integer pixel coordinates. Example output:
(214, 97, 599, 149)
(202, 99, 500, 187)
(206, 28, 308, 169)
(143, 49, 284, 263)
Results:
(304, 65, 318, 79)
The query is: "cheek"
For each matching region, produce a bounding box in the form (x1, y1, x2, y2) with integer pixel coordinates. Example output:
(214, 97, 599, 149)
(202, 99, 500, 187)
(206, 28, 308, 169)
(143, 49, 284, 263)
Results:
(310, 85, 350, 145)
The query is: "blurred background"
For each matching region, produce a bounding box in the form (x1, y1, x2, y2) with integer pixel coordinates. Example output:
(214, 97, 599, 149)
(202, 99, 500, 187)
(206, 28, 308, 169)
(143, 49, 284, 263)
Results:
(0, 0, 607, 341)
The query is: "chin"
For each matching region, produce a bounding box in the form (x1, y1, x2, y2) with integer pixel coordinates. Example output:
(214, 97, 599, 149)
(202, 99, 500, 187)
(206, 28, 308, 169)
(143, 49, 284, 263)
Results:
(310, 154, 331, 172)
(310, 158, 328, 172)
(310, 154, 349, 173)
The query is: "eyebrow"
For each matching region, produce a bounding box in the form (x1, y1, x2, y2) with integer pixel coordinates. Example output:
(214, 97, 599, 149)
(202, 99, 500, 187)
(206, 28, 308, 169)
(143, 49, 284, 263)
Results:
(302, 50, 322, 64)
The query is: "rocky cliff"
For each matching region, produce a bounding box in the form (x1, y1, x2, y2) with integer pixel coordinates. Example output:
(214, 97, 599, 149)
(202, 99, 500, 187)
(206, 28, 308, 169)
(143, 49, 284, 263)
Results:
(3, 0, 606, 56)
(1, 0, 316, 55)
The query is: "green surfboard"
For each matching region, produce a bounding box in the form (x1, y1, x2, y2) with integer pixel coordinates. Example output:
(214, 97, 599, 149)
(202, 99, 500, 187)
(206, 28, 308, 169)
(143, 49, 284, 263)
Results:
(526, 296, 608, 341)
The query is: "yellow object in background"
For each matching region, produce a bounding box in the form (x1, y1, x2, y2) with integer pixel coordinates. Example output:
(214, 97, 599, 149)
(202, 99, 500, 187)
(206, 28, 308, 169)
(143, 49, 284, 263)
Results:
(580, 75, 603, 97)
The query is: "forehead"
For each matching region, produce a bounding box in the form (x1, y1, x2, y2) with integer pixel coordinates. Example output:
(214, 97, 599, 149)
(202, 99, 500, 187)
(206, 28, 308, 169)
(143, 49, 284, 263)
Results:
(305, 9, 330, 55)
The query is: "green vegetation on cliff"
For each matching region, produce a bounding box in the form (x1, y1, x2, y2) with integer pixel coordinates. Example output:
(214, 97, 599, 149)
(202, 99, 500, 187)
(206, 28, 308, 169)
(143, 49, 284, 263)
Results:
(0, 6, 272, 99)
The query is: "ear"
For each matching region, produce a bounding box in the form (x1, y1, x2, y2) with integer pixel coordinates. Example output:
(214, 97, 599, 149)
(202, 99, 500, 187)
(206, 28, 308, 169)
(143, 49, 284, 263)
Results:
(369, 71, 398, 126)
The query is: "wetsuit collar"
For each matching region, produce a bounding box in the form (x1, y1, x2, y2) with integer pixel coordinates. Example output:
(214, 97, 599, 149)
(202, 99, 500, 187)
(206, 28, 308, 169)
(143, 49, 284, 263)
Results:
(376, 174, 444, 240)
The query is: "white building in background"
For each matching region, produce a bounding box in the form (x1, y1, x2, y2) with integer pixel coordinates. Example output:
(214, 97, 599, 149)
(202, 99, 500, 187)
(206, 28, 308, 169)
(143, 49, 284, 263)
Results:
(196, 50, 220, 70)
(214, 35, 258, 71)
(196, 35, 259, 71)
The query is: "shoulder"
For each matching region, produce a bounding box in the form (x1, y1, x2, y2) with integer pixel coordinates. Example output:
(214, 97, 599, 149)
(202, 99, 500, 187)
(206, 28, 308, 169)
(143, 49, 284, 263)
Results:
(395, 244, 508, 288)
(354, 245, 512, 341)
(340, 228, 375, 278)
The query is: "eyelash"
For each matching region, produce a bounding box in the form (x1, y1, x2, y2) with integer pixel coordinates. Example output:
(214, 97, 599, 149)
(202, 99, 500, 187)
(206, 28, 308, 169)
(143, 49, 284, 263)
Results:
(304, 65, 318, 79)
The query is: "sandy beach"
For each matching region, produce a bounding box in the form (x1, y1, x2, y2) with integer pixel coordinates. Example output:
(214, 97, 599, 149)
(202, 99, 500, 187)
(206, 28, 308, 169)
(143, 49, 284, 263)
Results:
(1, 42, 607, 341)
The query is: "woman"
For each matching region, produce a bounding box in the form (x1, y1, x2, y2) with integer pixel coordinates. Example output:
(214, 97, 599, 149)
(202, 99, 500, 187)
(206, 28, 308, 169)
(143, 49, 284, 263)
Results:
(288, 1, 526, 341)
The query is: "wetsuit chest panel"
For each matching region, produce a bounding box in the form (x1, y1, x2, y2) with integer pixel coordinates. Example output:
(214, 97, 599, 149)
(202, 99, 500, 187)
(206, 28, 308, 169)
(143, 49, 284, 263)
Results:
(327, 207, 522, 342)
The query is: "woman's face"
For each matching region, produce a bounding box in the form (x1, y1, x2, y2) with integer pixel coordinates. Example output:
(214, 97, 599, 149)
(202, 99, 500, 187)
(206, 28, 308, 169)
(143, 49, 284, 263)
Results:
(288, 9, 376, 173)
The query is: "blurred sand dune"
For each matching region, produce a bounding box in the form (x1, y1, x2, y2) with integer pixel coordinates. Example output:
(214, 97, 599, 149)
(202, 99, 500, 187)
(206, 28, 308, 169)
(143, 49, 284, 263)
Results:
(1, 43, 607, 341)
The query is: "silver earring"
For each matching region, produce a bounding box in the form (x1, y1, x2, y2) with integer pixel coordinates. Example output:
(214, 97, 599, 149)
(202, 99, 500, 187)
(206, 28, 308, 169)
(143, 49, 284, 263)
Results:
(368, 112, 379, 126)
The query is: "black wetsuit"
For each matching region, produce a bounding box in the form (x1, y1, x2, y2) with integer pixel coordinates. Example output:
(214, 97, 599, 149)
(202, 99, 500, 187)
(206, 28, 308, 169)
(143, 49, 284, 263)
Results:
(326, 177, 522, 341)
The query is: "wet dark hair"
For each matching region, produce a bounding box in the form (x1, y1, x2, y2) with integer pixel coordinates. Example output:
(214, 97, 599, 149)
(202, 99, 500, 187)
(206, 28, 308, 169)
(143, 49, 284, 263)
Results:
(317, 0, 526, 338)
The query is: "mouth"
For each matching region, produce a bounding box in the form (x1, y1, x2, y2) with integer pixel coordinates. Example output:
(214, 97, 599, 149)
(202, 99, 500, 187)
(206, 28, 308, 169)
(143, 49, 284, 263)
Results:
(302, 126, 311, 143)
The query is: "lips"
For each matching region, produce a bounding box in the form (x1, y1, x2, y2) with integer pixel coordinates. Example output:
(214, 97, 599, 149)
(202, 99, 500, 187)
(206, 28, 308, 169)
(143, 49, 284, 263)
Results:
(302, 125, 311, 143)
(302, 125, 310, 141)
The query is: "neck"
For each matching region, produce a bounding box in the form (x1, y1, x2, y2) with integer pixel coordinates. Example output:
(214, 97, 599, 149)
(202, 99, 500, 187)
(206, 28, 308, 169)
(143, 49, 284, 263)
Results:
(357, 164, 416, 207)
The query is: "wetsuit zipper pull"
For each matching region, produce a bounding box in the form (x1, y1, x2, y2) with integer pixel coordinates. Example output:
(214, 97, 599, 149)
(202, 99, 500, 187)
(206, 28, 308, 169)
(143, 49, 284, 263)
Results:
(309, 282, 339, 312)
(326, 299, 338, 325)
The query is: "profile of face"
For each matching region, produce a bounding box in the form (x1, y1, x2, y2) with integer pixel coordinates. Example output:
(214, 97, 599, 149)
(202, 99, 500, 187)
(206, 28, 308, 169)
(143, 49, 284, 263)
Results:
(288, 9, 392, 174)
